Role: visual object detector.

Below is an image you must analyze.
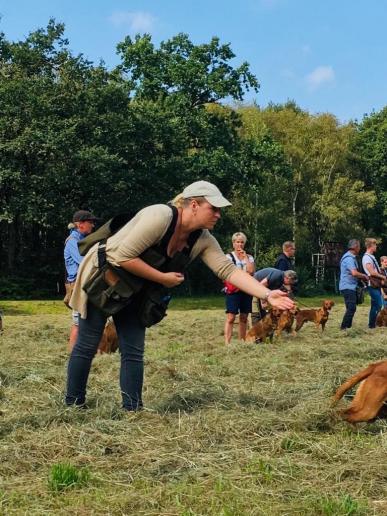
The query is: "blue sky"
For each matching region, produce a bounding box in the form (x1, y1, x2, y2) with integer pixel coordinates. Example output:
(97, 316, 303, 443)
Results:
(1, 0, 386, 123)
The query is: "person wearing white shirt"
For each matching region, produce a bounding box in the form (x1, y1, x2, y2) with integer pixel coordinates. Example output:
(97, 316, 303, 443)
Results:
(361, 238, 385, 328)
(224, 232, 255, 343)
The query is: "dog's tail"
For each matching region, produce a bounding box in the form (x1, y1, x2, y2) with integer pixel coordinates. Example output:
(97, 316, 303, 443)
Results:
(332, 363, 377, 404)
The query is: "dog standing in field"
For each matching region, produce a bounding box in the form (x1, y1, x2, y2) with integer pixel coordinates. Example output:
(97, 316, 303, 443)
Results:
(275, 306, 298, 338)
(376, 307, 387, 327)
(332, 360, 387, 423)
(295, 300, 334, 333)
(245, 310, 280, 343)
(98, 319, 119, 354)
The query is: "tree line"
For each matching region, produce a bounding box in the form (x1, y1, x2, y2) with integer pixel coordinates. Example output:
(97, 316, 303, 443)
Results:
(0, 21, 386, 297)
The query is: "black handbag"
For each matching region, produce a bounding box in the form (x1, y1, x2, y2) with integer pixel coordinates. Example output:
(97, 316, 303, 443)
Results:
(355, 283, 366, 305)
(135, 285, 172, 328)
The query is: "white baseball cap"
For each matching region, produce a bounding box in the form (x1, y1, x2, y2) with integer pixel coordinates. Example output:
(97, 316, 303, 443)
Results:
(182, 181, 232, 208)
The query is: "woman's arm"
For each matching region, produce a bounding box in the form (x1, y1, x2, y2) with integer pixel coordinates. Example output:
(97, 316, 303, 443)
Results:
(228, 269, 294, 310)
(118, 258, 184, 288)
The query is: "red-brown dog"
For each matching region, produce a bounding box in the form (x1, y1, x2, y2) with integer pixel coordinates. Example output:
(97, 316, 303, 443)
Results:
(376, 307, 387, 327)
(275, 306, 299, 338)
(295, 300, 335, 332)
(332, 360, 387, 423)
(98, 320, 119, 354)
(245, 310, 280, 343)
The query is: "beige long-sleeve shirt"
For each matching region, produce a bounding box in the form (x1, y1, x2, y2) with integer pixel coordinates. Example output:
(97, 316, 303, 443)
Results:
(70, 204, 236, 318)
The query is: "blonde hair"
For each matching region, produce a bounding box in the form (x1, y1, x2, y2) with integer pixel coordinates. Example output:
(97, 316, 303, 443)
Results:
(170, 194, 205, 209)
(365, 237, 377, 249)
(232, 232, 247, 244)
(283, 241, 295, 251)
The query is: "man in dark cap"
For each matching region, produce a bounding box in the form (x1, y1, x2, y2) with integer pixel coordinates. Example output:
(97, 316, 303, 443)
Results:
(64, 210, 98, 351)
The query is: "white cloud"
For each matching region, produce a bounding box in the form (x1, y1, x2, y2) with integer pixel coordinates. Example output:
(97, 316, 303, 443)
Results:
(108, 11, 156, 32)
(306, 66, 335, 90)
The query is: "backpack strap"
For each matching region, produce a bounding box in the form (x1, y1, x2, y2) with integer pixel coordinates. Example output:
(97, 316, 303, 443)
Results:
(365, 253, 381, 273)
(227, 252, 237, 265)
(160, 205, 179, 250)
(97, 240, 108, 269)
(340, 253, 357, 269)
(96, 205, 178, 270)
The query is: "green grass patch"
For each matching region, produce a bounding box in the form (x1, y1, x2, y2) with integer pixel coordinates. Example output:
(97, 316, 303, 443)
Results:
(48, 463, 91, 492)
(310, 493, 369, 515)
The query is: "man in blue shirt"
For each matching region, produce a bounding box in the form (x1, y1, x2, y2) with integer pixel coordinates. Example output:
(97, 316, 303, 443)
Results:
(339, 239, 368, 330)
(64, 210, 98, 351)
(252, 267, 297, 325)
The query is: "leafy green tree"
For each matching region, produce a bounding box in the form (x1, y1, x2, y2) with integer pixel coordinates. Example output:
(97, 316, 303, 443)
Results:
(238, 104, 376, 261)
(117, 33, 259, 107)
(351, 107, 387, 241)
(0, 23, 263, 295)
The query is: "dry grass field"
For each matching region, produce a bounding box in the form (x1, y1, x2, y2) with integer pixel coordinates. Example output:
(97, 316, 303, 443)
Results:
(0, 297, 386, 515)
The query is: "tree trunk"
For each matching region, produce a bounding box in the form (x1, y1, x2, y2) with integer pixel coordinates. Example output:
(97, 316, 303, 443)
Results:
(7, 220, 17, 272)
(292, 184, 299, 265)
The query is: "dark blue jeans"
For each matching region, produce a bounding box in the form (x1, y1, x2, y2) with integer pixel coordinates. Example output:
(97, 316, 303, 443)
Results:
(340, 289, 357, 329)
(66, 302, 145, 410)
(367, 287, 383, 328)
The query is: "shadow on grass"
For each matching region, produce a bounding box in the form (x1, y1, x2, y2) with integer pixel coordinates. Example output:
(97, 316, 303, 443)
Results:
(154, 386, 302, 414)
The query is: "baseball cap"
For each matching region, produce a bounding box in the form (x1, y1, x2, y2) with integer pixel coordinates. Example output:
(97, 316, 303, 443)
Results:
(182, 181, 231, 208)
(72, 210, 98, 222)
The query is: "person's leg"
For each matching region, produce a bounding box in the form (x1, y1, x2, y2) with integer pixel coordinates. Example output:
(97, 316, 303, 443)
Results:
(239, 313, 248, 340)
(340, 289, 357, 330)
(68, 310, 80, 352)
(238, 294, 252, 340)
(65, 303, 107, 406)
(224, 294, 238, 344)
(251, 298, 266, 326)
(113, 304, 146, 411)
(367, 287, 383, 328)
(224, 313, 236, 344)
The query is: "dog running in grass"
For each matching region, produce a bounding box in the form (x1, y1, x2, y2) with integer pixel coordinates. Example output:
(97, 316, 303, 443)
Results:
(332, 360, 387, 423)
(245, 309, 281, 343)
(376, 307, 387, 327)
(295, 300, 335, 333)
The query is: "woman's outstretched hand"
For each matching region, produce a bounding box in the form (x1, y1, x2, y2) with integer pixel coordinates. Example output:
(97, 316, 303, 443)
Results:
(267, 290, 295, 310)
(162, 272, 185, 288)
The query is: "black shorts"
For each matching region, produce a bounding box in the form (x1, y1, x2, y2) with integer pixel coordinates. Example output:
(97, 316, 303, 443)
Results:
(225, 292, 253, 314)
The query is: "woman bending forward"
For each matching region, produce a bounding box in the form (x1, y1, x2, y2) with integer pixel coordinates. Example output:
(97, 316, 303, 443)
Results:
(66, 181, 294, 411)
